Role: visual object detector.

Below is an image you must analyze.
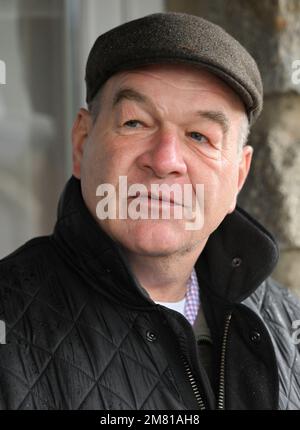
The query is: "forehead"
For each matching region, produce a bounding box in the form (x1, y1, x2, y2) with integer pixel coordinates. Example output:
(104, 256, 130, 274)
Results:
(101, 63, 245, 113)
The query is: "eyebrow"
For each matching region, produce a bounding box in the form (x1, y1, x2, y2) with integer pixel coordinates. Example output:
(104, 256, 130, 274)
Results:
(196, 110, 229, 135)
(112, 88, 152, 108)
(112, 87, 230, 135)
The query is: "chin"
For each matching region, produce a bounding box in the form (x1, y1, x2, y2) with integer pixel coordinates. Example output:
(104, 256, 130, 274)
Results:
(119, 220, 188, 256)
(128, 240, 182, 258)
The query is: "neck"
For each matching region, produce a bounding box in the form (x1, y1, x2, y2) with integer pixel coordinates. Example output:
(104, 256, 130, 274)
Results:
(123, 241, 207, 302)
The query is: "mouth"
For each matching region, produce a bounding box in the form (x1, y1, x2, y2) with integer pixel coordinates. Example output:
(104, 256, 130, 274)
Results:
(128, 191, 182, 207)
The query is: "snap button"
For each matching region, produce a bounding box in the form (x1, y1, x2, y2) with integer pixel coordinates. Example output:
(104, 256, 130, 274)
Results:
(232, 257, 242, 268)
(105, 267, 111, 273)
(249, 330, 261, 344)
(146, 330, 157, 342)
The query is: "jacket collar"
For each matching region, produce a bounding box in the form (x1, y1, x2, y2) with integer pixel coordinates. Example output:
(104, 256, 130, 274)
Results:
(53, 176, 279, 308)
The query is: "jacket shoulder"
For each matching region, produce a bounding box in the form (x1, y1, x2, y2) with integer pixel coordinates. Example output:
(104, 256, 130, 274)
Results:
(246, 278, 300, 409)
(245, 277, 300, 318)
(0, 236, 56, 319)
(0, 236, 52, 266)
(264, 277, 300, 317)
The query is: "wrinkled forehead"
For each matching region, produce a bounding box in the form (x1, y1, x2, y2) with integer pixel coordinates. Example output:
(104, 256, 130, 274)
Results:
(100, 63, 246, 114)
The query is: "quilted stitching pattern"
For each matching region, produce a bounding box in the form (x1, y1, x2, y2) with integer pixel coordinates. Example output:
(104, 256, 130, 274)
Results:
(245, 279, 300, 410)
(0, 240, 184, 410)
(1, 240, 300, 409)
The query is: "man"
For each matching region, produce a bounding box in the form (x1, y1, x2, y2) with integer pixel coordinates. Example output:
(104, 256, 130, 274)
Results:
(0, 12, 299, 410)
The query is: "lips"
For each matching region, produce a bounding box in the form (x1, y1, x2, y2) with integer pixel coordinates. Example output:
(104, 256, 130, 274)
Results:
(129, 191, 182, 206)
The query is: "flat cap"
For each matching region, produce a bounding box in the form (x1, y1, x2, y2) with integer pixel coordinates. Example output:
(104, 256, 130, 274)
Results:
(85, 12, 263, 124)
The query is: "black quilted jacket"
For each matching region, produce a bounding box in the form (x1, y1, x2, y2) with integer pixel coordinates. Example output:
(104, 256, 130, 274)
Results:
(0, 176, 300, 410)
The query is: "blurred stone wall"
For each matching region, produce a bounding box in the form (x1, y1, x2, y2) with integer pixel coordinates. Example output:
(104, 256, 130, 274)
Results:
(167, 0, 300, 296)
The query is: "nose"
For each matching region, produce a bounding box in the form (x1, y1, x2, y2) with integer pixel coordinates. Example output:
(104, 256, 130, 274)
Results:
(137, 129, 187, 178)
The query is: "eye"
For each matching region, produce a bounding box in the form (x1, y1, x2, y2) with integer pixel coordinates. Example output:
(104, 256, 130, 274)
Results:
(189, 131, 209, 143)
(123, 119, 143, 128)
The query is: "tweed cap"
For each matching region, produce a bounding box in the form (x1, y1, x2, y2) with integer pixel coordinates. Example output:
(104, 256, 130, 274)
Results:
(85, 12, 263, 124)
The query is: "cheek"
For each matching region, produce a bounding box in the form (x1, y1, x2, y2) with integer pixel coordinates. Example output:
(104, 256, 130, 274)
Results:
(221, 160, 241, 198)
(81, 143, 105, 186)
(81, 134, 140, 194)
(82, 134, 112, 176)
(79, 135, 111, 206)
(192, 159, 239, 207)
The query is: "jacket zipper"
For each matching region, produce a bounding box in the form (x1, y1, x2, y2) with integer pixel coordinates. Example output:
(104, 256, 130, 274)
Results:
(181, 354, 206, 410)
(217, 312, 232, 410)
(181, 311, 232, 410)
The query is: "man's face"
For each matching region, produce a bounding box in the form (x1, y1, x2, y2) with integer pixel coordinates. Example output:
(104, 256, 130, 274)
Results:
(72, 64, 252, 257)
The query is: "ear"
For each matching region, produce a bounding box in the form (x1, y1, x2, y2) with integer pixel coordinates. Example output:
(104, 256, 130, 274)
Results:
(228, 145, 253, 213)
(71, 108, 93, 179)
(237, 145, 253, 192)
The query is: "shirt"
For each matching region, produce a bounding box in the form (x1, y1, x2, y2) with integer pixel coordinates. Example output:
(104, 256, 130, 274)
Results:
(155, 268, 200, 325)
